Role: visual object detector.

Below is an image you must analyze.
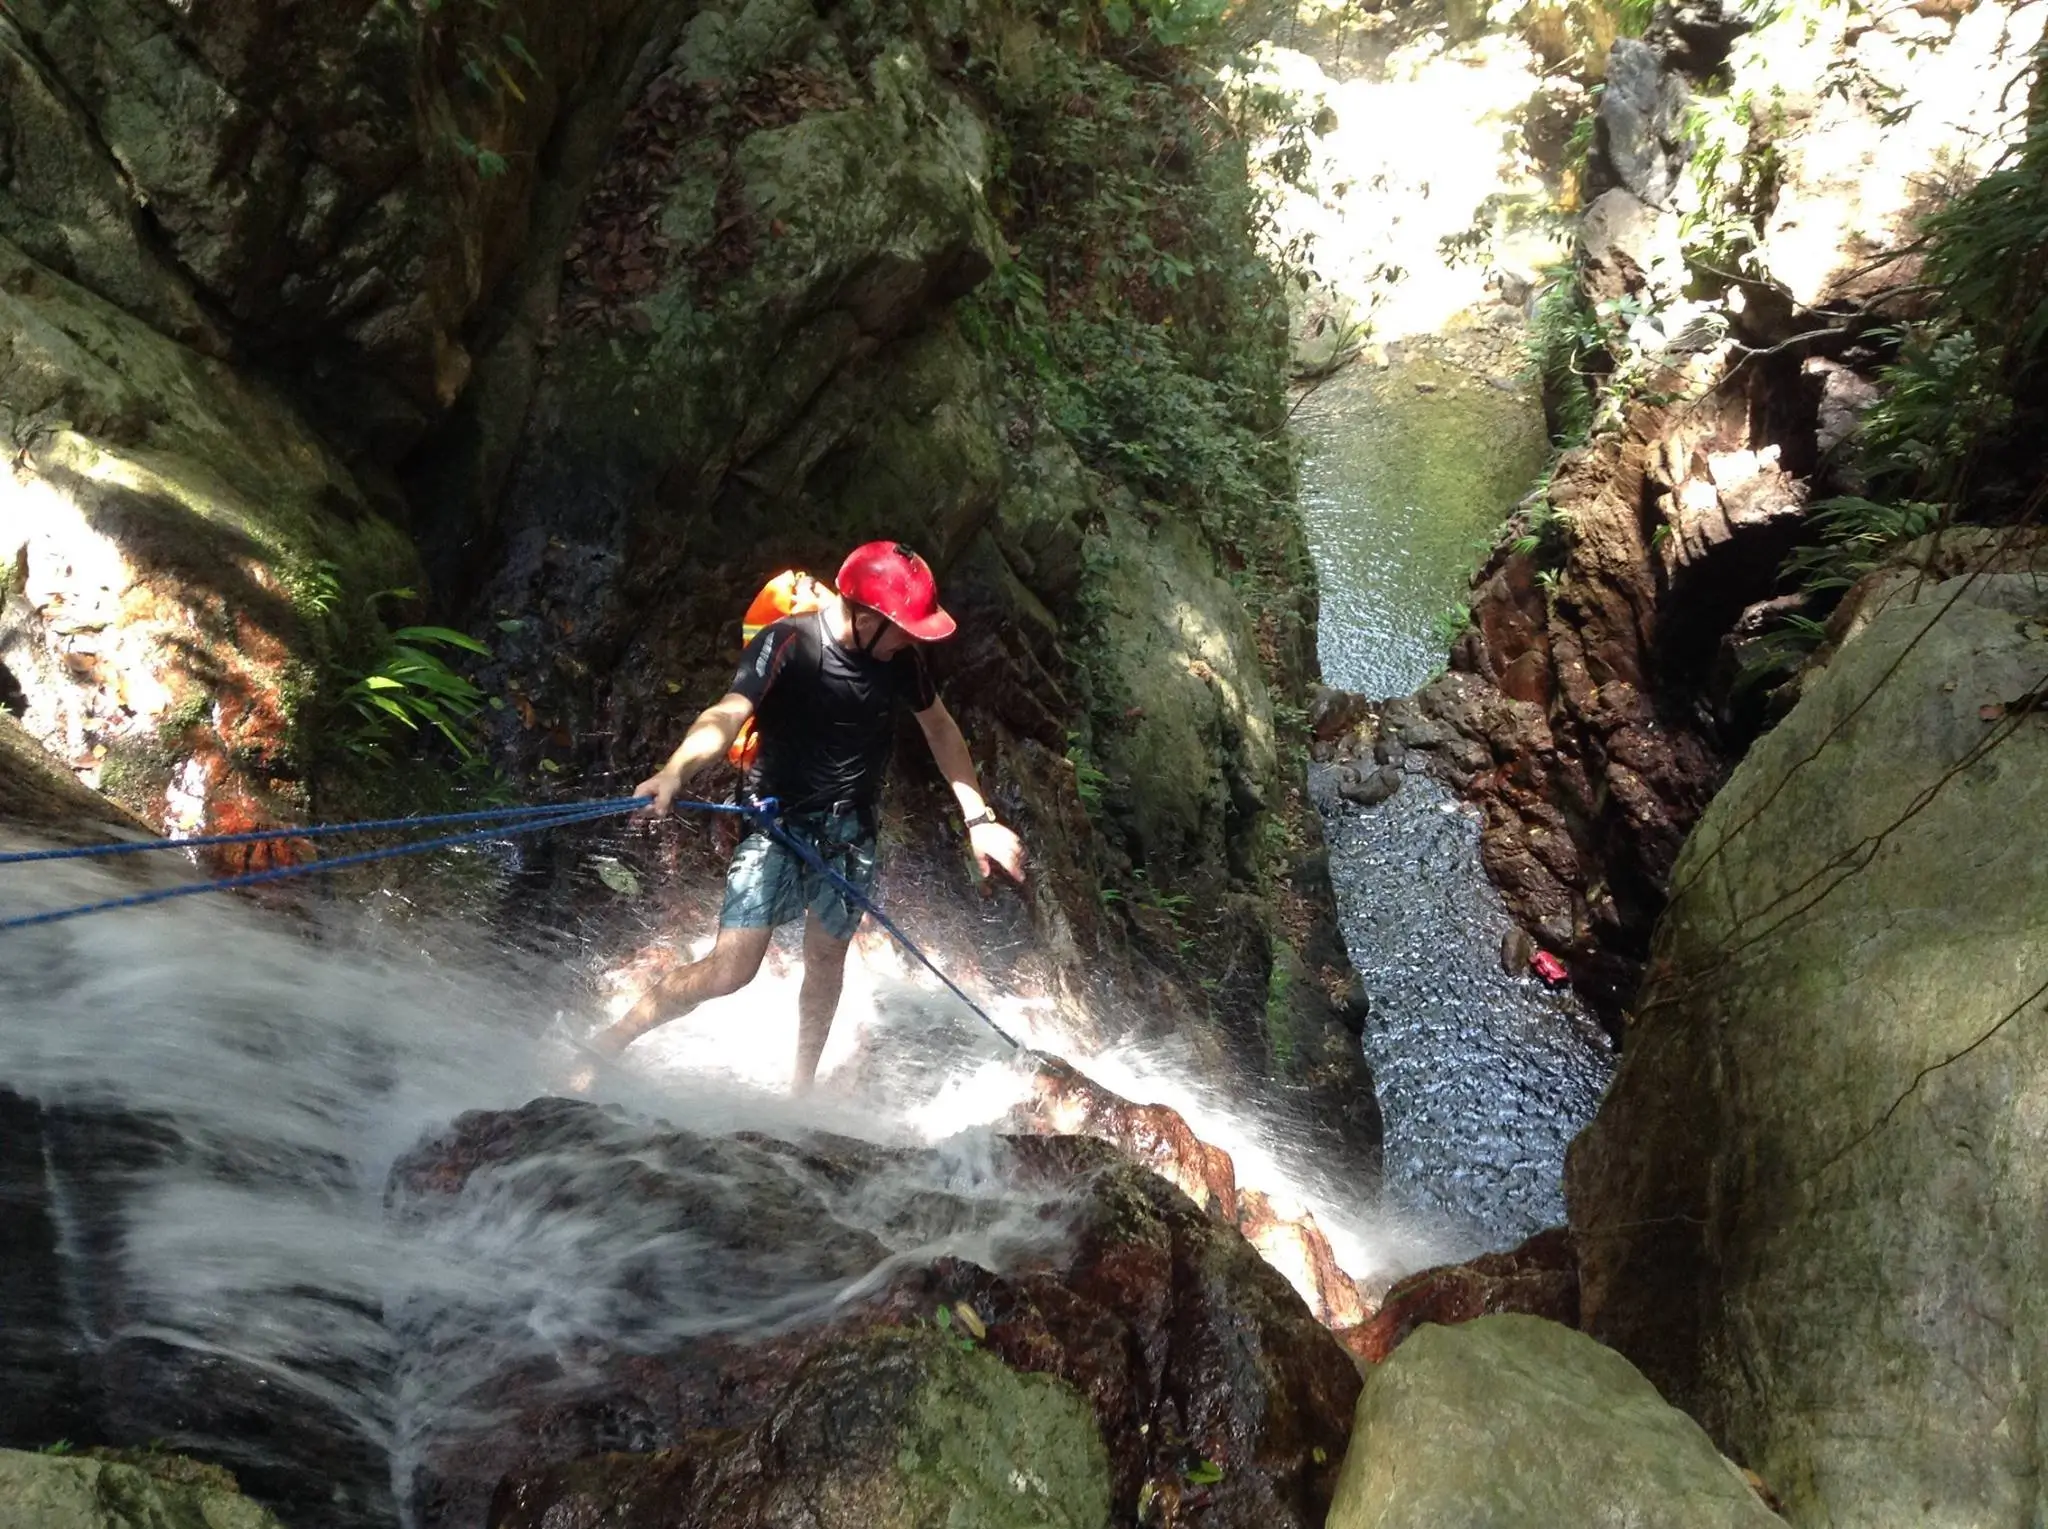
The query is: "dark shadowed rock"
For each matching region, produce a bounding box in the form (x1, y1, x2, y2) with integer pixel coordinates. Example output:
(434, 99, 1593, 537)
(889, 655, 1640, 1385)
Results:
(1589, 40, 1691, 208)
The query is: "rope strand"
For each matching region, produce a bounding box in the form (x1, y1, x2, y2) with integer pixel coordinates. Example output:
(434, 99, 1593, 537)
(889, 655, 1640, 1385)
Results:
(757, 807, 1021, 1051)
(0, 798, 649, 933)
(1, 791, 1019, 1056)
(0, 797, 652, 865)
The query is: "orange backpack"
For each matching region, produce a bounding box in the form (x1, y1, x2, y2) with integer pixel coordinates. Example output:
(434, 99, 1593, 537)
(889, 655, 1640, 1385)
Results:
(726, 570, 832, 770)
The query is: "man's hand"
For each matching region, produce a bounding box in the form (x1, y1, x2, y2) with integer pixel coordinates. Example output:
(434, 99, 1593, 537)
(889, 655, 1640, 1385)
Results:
(969, 820, 1027, 884)
(634, 768, 683, 820)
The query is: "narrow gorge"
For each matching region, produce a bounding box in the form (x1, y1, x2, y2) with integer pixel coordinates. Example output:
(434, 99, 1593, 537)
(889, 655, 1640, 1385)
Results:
(3, 0, 2045, 1524)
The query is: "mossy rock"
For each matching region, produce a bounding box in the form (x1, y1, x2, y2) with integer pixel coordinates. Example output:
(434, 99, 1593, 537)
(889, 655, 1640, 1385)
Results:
(0, 235, 419, 823)
(495, 1327, 1114, 1529)
(0, 1448, 287, 1529)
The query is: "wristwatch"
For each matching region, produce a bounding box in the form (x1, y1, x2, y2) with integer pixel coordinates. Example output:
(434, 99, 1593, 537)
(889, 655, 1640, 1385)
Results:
(963, 809, 998, 830)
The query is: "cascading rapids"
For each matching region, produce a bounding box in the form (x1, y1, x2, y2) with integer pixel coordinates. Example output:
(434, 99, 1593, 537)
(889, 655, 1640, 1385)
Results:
(0, 842, 1435, 1527)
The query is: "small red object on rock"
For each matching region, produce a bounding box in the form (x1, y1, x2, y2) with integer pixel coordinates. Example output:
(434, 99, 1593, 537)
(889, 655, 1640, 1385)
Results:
(1530, 950, 1569, 987)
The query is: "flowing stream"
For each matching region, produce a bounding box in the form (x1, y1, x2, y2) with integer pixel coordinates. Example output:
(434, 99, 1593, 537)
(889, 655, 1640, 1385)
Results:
(1293, 360, 1614, 1249)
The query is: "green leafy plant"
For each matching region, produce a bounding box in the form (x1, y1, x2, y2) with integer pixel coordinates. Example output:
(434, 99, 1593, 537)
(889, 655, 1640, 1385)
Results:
(1430, 603, 1475, 648)
(1779, 495, 1942, 594)
(931, 1302, 980, 1351)
(342, 626, 492, 757)
(1066, 731, 1111, 811)
(1185, 1457, 1225, 1486)
(1525, 267, 1603, 446)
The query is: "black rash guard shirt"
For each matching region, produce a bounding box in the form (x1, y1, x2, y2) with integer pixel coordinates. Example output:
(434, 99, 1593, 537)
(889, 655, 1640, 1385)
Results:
(728, 609, 937, 813)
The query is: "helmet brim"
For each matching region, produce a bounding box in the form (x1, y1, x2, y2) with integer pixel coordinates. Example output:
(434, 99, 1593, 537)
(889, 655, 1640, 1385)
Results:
(895, 608, 957, 642)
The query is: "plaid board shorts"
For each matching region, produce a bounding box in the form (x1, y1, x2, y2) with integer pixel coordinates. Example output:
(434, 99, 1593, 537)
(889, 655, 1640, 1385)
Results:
(719, 809, 878, 942)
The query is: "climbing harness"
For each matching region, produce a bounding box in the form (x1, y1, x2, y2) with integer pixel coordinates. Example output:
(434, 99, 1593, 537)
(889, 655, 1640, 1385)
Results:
(748, 796, 1021, 1051)
(0, 790, 1021, 1053)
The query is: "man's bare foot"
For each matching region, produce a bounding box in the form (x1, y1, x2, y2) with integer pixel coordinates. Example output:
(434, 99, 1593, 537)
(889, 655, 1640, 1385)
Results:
(550, 1020, 622, 1096)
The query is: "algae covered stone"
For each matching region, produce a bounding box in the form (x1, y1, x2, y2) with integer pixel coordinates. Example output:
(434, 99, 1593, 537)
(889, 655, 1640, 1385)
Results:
(491, 1327, 1113, 1529)
(0, 1449, 288, 1529)
(1327, 1315, 1779, 1528)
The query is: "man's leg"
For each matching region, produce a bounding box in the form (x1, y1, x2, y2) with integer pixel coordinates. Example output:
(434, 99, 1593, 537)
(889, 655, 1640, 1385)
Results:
(793, 910, 854, 1094)
(593, 923, 773, 1056)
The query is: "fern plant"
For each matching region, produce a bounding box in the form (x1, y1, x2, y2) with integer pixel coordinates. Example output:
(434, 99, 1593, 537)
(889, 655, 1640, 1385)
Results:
(343, 626, 493, 758)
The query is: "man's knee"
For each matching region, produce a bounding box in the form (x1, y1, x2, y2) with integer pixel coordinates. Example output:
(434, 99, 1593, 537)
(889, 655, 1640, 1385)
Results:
(703, 928, 769, 995)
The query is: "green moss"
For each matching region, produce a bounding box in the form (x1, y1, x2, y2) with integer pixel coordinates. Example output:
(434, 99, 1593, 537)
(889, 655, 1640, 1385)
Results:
(1265, 946, 1296, 1067)
(96, 735, 176, 817)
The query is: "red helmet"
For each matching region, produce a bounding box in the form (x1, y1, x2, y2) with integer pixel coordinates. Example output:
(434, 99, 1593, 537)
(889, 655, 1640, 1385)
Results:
(836, 541, 956, 641)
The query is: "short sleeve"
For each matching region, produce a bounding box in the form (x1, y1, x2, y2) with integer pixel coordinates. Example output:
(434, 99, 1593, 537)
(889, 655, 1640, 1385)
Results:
(900, 646, 937, 711)
(731, 620, 798, 704)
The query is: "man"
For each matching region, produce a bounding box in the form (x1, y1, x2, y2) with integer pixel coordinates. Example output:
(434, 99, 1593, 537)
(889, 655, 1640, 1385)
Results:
(591, 541, 1028, 1092)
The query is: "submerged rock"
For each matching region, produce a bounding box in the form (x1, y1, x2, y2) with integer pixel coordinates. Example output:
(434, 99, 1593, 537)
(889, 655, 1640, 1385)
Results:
(1326, 1316, 1780, 1527)
(1568, 542, 2048, 1524)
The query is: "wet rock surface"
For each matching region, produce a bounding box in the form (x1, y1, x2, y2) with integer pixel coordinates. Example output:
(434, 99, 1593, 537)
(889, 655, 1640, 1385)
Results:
(1342, 1225, 1577, 1365)
(1410, 349, 1814, 1025)
(1010, 1054, 1370, 1329)
(489, 1328, 1113, 1529)
(395, 1102, 1361, 1529)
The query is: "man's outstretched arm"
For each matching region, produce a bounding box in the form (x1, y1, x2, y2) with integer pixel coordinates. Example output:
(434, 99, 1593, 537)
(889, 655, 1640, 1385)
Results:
(635, 692, 754, 816)
(914, 698, 1027, 883)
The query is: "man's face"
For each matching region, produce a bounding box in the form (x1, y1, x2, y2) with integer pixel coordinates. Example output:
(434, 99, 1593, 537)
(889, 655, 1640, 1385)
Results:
(852, 606, 915, 659)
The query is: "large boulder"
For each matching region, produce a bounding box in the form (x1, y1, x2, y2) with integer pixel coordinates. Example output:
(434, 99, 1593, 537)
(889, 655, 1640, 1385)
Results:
(390, 1102, 1361, 1529)
(1567, 541, 2048, 1525)
(1326, 1315, 1780, 1527)
(1589, 40, 1690, 208)
(0, 1449, 286, 1529)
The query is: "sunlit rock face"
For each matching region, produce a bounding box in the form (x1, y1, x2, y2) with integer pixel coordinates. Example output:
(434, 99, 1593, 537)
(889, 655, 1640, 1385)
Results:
(1327, 1316, 1782, 1529)
(1569, 535, 2048, 1527)
(0, 243, 415, 839)
(1745, 0, 2046, 316)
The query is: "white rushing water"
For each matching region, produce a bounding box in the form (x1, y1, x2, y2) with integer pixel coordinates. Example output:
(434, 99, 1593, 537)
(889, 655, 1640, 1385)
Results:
(0, 838, 1443, 1522)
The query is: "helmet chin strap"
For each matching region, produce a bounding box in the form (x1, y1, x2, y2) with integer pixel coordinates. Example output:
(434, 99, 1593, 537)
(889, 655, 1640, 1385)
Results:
(848, 600, 888, 656)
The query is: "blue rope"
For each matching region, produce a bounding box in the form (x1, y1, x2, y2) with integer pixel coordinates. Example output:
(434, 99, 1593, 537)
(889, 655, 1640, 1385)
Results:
(757, 806, 1021, 1052)
(0, 796, 660, 865)
(2, 786, 1016, 1055)
(0, 797, 650, 934)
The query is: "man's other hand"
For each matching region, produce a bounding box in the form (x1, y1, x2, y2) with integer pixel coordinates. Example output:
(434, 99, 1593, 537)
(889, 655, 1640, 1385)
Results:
(969, 820, 1027, 884)
(634, 769, 682, 819)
